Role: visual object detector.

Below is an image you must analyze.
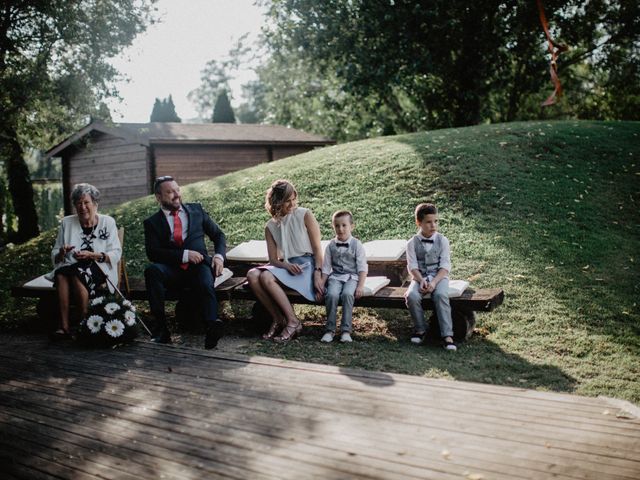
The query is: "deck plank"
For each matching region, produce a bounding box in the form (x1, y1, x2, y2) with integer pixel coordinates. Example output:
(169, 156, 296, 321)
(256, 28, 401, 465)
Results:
(0, 335, 638, 479)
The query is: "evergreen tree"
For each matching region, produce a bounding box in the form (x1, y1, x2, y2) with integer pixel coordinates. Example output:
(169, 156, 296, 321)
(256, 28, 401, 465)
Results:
(150, 96, 181, 122)
(212, 90, 236, 123)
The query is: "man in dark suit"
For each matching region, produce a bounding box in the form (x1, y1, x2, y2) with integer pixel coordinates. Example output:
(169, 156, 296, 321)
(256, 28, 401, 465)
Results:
(144, 176, 227, 349)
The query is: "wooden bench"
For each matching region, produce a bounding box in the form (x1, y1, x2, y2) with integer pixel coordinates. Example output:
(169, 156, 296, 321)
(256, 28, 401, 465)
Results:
(12, 235, 504, 340)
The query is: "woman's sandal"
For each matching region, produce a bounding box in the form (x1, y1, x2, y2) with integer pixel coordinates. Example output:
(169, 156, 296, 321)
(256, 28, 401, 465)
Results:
(53, 328, 72, 340)
(274, 320, 302, 343)
(262, 319, 284, 340)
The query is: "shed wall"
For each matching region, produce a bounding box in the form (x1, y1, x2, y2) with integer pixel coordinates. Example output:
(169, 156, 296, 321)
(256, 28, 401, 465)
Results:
(65, 132, 149, 212)
(152, 144, 271, 186)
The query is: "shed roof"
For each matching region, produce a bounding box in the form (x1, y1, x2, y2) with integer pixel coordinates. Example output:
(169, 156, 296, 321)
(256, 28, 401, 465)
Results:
(46, 121, 335, 158)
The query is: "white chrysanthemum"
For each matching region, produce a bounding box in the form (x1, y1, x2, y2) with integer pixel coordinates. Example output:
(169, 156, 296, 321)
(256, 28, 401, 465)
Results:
(91, 296, 105, 306)
(105, 320, 125, 337)
(124, 310, 136, 326)
(122, 299, 132, 308)
(87, 315, 104, 333)
(104, 302, 121, 314)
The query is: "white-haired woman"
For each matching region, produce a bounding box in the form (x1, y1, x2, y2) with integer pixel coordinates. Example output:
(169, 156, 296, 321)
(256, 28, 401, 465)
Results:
(46, 183, 121, 337)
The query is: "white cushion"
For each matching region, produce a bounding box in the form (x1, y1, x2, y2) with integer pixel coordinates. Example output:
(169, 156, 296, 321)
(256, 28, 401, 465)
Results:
(22, 274, 55, 291)
(214, 268, 234, 287)
(363, 240, 407, 261)
(226, 241, 268, 262)
(23, 269, 233, 290)
(227, 240, 332, 262)
(421, 280, 469, 298)
(362, 276, 391, 296)
(447, 280, 469, 297)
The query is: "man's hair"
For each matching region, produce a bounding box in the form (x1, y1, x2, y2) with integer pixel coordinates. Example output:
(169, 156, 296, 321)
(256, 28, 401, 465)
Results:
(332, 210, 354, 224)
(415, 203, 438, 221)
(153, 175, 174, 194)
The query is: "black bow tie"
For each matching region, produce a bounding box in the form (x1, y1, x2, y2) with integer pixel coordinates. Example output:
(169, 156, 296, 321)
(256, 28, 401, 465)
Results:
(421, 238, 434, 244)
(336, 242, 349, 247)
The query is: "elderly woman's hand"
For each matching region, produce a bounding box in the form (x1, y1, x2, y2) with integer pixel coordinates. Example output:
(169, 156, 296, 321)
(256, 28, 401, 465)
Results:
(73, 250, 97, 261)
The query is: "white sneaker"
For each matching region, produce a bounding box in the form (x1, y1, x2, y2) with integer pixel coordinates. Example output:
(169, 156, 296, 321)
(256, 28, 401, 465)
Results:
(340, 332, 353, 343)
(321, 332, 334, 343)
(410, 332, 425, 345)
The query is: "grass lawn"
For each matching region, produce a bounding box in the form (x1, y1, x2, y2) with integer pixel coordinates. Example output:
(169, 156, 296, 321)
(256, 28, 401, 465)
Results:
(1, 120, 638, 403)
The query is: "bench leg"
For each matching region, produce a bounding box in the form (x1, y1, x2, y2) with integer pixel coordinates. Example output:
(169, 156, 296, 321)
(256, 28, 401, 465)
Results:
(427, 307, 476, 342)
(175, 291, 204, 332)
(250, 301, 273, 335)
(37, 296, 60, 333)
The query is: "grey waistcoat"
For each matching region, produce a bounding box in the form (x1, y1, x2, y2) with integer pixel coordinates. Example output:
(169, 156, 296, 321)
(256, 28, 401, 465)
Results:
(411, 235, 444, 277)
(328, 241, 359, 275)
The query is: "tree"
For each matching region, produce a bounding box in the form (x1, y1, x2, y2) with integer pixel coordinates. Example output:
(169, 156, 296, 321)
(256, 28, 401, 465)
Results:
(257, 0, 639, 137)
(212, 90, 236, 123)
(0, 0, 157, 243)
(150, 95, 181, 122)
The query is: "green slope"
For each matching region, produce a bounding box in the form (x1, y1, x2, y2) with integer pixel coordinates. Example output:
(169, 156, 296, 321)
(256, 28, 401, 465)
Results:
(2, 120, 639, 402)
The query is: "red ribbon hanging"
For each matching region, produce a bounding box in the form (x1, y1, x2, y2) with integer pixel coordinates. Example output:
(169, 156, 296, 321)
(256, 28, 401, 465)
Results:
(536, 0, 569, 106)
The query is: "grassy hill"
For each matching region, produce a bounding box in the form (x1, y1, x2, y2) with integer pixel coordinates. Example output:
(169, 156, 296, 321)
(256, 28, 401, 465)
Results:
(1, 120, 639, 403)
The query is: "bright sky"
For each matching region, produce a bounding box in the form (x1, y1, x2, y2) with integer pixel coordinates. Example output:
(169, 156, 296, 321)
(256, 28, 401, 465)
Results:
(106, 0, 266, 123)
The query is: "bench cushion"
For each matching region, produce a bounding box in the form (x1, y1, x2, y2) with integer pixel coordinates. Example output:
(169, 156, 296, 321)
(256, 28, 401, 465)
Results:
(227, 239, 408, 262)
(363, 240, 407, 261)
(363, 276, 391, 296)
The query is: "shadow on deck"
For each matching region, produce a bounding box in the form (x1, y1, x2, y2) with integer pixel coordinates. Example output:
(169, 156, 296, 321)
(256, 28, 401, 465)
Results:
(0, 335, 638, 479)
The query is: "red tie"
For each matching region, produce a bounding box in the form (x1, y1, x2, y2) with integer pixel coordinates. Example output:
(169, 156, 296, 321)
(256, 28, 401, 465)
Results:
(171, 210, 188, 270)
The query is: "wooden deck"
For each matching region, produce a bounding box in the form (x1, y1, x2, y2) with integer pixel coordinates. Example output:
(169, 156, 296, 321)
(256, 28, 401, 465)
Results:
(0, 335, 638, 479)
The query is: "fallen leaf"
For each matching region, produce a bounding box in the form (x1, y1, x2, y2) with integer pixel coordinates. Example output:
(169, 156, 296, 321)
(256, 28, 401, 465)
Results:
(441, 449, 451, 460)
(467, 474, 485, 480)
(616, 411, 635, 420)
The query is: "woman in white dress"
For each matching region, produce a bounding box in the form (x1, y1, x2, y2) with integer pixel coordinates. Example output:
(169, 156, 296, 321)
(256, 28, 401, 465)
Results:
(47, 183, 121, 337)
(246, 180, 323, 342)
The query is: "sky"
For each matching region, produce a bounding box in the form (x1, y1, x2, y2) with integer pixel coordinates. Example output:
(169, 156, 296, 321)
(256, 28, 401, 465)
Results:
(106, 0, 266, 123)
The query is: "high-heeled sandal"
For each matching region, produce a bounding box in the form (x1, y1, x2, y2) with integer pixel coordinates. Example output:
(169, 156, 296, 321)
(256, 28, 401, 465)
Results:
(274, 320, 302, 343)
(262, 318, 284, 340)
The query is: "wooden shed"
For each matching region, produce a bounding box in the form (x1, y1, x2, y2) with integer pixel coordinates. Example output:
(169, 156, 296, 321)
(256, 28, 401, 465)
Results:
(46, 121, 335, 213)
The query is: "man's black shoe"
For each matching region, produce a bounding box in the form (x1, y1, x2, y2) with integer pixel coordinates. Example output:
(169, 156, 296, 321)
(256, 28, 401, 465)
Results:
(205, 321, 224, 349)
(151, 329, 172, 344)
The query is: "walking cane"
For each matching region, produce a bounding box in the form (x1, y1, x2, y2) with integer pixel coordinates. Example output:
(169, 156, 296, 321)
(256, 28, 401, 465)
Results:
(101, 264, 153, 336)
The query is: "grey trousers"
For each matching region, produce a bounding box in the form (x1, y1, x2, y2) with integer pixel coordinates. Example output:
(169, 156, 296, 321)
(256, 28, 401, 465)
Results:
(324, 277, 358, 333)
(405, 278, 453, 337)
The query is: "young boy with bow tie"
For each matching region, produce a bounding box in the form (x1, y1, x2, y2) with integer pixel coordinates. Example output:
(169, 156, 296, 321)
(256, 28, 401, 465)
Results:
(318, 210, 368, 343)
(404, 203, 457, 351)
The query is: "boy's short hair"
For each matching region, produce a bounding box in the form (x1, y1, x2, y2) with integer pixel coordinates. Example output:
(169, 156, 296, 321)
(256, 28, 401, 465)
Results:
(415, 203, 438, 221)
(332, 210, 354, 224)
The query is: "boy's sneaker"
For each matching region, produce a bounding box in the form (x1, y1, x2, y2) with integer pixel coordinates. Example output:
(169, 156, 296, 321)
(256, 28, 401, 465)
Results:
(340, 332, 353, 343)
(443, 338, 457, 351)
(320, 332, 335, 343)
(410, 332, 425, 345)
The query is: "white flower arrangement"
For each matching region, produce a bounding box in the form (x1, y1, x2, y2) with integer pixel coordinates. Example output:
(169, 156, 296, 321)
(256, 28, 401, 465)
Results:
(78, 294, 138, 347)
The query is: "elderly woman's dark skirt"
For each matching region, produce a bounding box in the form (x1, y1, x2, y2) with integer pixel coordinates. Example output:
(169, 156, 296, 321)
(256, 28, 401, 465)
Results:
(54, 260, 107, 297)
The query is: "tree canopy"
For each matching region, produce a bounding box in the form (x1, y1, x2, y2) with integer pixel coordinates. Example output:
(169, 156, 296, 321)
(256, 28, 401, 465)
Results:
(150, 95, 182, 122)
(0, 0, 157, 243)
(250, 0, 639, 141)
(212, 90, 236, 123)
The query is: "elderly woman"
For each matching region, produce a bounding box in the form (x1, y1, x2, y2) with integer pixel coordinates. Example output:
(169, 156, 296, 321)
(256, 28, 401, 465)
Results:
(246, 179, 324, 342)
(46, 183, 121, 337)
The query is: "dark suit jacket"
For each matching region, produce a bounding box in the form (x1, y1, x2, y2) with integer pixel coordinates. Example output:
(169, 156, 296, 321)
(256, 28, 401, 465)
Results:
(144, 203, 226, 268)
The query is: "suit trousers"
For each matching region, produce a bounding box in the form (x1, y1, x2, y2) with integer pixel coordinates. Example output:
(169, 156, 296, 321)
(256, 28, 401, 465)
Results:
(144, 262, 218, 330)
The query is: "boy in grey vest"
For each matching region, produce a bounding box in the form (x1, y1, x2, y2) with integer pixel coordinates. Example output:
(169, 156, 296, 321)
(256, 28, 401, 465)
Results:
(319, 210, 368, 343)
(405, 203, 457, 351)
